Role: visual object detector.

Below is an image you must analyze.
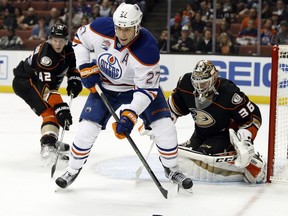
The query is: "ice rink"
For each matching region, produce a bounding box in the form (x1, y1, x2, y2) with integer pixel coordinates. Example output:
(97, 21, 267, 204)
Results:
(1, 93, 288, 216)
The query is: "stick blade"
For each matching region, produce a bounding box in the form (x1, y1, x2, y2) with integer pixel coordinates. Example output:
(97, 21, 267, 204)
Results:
(51, 164, 56, 178)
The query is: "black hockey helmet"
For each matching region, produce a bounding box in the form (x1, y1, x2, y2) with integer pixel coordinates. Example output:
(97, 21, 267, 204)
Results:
(49, 24, 68, 39)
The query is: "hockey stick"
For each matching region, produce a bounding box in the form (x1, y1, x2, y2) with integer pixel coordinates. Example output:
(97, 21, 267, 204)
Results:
(135, 137, 155, 180)
(178, 146, 237, 164)
(95, 84, 171, 199)
(51, 93, 74, 178)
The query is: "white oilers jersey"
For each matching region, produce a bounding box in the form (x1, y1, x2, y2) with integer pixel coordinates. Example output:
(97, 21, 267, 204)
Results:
(73, 17, 161, 114)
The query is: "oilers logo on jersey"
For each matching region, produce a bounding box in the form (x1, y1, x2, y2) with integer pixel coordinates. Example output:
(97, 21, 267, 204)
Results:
(98, 53, 122, 79)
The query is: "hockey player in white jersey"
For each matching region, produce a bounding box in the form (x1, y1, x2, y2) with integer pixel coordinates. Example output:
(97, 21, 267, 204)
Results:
(56, 3, 193, 190)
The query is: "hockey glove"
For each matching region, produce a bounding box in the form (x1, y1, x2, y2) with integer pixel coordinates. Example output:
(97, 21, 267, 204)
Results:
(67, 75, 82, 98)
(229, 128, 255, 168)
(54, 102, 72, 130)
(79, 62, 101, 93)
(112, 109, 138, 139)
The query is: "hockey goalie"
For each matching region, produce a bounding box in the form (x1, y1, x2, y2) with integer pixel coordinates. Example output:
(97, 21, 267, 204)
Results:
(141, 60, 266, 183)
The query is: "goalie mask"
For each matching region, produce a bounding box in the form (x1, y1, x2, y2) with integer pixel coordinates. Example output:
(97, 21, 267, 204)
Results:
(113, 2, 143, 37)
(191, 60, 219, 108)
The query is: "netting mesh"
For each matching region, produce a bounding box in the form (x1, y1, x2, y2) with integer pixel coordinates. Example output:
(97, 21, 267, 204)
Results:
(271, 45, 288, 181)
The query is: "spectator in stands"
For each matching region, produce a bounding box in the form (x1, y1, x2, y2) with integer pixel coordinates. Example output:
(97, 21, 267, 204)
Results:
(14, 7, 25, 29)
(181, 3, 196, 22)
(170, 12, 189, 27)
(71, 10, 83, 29)
(240, 7, 258, 30)
(236, 18, 258, 46)
(222, 0, 237, 21)
(74, 0, 92, 18)
(89, 4, 101, 22)
(19, 7, 38, 30)
(215, 1, 226, 19)
(191, 12, 206, 36)
(47, 8, 63, 29)
(0, 27, 23, 50)
(62, 0, 91, 29)
(199, 0, 213, 23)
(29, 16, 49, 42)
(81, 15, 89, 26)
(261, 0, 273, 19)
(273, 0, 288, 23)
(171, 25, 195, 53)
(273, 20, 288, 45)
(170, 14, 182, 42)
(0, 0, 13, 19)
(195, 28, 212, 54)
(216, 32, 235, 55)
(218, 18, 233, 41)
(3, 7, 17, 30)
(99, 0, 112, 17)
(271, 11, 281, 31)
(260, 18, 277, 45)
(157, 29, 168, 53)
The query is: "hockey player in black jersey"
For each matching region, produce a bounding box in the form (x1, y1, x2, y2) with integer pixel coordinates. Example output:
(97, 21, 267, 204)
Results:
(167, 60, 266, 183)
(12, 24, 82, 165)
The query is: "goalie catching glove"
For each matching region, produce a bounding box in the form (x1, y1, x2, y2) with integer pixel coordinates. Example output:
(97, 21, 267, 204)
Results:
(54, 102, 72, 130)
(229, 128, 255, 168)
(79, 62, 101, 93)
(112, 109, 138, 139)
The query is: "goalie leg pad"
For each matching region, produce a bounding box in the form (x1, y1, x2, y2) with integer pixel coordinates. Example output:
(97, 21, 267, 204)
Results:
(244, 153, 266, 183)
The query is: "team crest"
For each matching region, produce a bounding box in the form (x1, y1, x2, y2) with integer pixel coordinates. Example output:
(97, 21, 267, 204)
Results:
(231, 93, 243, 105)
(101, 40, 111, 51)
(98, 53, 122, 79)
(190, 108, 215, 128)
(40, 56, 52, 67)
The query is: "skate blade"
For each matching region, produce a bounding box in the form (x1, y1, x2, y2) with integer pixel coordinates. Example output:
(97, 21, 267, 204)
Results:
(166, 183, 180, 199)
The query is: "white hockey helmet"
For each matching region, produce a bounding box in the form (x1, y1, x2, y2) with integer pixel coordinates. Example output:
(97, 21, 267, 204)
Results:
(191, 60, 219, 97)
(113, 2, 143, 29)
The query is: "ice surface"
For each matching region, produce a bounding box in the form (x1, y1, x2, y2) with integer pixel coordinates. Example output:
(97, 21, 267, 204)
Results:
(1, 93, 288, 216)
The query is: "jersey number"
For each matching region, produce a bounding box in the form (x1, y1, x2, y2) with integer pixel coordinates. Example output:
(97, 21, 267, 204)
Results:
(120, 11, 128, 18)
(238, 101, 255, 118)
(39, 72, 51, 82)
(147, 71, 160, 84)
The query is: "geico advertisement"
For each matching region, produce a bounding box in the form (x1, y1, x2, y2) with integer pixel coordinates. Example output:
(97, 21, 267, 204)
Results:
(0, 51, 272, 98)
(159, 55, 272, 97)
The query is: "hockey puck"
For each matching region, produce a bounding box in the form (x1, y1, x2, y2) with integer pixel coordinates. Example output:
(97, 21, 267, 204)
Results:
(182, 178, 193, 189)
(152, 215, 163, 216)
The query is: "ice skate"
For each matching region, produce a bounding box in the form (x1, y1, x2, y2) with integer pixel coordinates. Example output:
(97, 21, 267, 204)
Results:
(40, 134, 58, 166)
(55, 167, 82, 188)
(55, 140, 70, 152)
(164, 166, 193, 189)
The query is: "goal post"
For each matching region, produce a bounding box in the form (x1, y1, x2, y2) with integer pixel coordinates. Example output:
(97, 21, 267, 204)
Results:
(267, 45, 288, 182)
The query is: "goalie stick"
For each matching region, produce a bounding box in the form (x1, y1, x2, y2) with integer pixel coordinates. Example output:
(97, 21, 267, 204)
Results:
(51, 93, 73, 178)
(178, 145, 237, 164)
(95, 84, 176, 199)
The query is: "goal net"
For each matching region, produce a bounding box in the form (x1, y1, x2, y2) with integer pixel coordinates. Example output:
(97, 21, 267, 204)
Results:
(267, 45, 288, 182)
